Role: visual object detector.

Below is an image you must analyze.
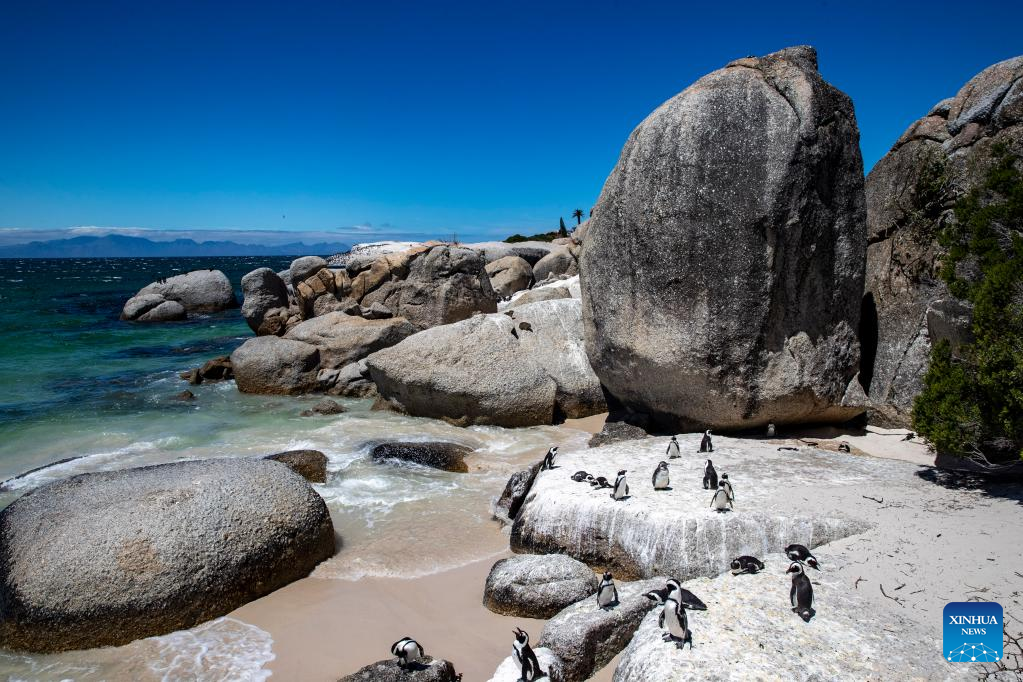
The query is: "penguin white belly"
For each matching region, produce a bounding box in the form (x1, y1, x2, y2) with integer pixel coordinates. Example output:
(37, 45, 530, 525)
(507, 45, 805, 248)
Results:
(667, 443, 680, 458)
(597, 585, 614, 607)
(712, 490, 730, 510)
(653, 470, 669, 489)
(663, 605, 687, 640)
(402, 641, 422, 664)
(723, 482, 734, 500)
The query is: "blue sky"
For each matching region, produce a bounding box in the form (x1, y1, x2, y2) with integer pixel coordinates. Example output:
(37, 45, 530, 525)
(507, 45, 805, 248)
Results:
(1, 0, 1021, 245)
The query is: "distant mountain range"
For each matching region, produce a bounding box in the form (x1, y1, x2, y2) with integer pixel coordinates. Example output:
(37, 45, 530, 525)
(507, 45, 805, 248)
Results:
(0, 235, 350, 258)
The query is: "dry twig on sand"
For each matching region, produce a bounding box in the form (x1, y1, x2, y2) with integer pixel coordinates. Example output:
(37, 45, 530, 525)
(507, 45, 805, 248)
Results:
(879, 584, 905, 607)
(862, 495, 884, 504)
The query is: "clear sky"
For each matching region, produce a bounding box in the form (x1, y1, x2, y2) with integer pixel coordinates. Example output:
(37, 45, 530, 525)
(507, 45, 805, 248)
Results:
(1, 0, 1021, 245)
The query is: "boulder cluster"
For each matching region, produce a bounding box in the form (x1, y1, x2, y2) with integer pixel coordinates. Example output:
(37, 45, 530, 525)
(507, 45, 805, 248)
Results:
(121, 269, 238, 321)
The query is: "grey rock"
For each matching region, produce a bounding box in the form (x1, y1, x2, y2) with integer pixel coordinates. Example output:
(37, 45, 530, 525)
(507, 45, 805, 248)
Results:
(493, 461, 542, 525)
(339, 657, 458, 682)
(511, 435, 871, 581)
(266, 449, 328, 483)
(864, 54, 1023, 424)
(581, 46, 866, 431)
(290, 256, 328, 285)
(487, 646, 563, 682)
(312, 294, 351, 317)
(133, 269, 237, 314)
(396, 246, 499, 331)
(363, 301, 394, 319)
(136, 299, 187, 322)
(466, 241, 555, 265)
(612, 553, 966, 681)
(926, 298, 974, 348)
(284, 312, 416, 370)
(505, 286, 571, 311)
(231, 336, 321, 395)
(485, 255, 534, 297)
(587, 421, 650, 448)
(321, 360, 377, 398)
(532, 247, 578, 283)
(366, 298, 604, 427)
(241, 268, 290, 333)
(300, 398, 347, 417)
(370, 441, 471, 473)
(539, 577, 666, 682)
(0, 458, 334, 652)
(483, 554, 597, 619)
(120, 293, 169, 321)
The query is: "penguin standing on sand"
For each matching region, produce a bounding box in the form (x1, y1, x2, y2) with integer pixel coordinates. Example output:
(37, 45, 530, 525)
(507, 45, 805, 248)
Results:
(699, 430, 713, 453)
(512, 628, 544, 681)
(596, 571, 619, 610)
(611, 469, 629, 501)
(666, 436, 681, 459)
(659, 596, 693, 650)
(784, 544, 821, 570)
(730, 556, 765, 575)
(390, 636, 425, 670)
(787, 562, 815, 622)
(540, 446, 559, 471)
(702, 460, 718, 490)
(652, 461, 670, 490)
(720, 473, 734, 502)
(710, 481, 732, 512)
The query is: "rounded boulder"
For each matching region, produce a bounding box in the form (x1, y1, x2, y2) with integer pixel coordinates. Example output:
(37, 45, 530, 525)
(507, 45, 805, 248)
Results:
(483, 554, 597, 618)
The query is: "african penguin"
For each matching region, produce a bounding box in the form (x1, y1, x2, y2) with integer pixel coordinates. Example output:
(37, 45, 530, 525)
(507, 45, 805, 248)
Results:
(652, 461, 670, 490)
(570, 470, 590, 482)
(702, 459, 718, 490)
(512, 627, 544, 681)
(710, 481, 732, 512)
(540, 446, 558, 471)
(589, 476, 612, 489)
(643, 586, 670, 605)
(720, 474, 734, 502)
(729, 555, 765, 575)
(665, 578, 708, 610)
(766, 422, 776, 437)
(784, 544, 821, 570)
(699, 429, 713, 453)
(596, 571, 619, 610)
(611, 470, 629, 500)
(838, 441, 851, 453)
(666, 435, 681, 459)
(390, 636, 425, 670)
(658, 596, 693, 650)
(787, 562, 815, 622)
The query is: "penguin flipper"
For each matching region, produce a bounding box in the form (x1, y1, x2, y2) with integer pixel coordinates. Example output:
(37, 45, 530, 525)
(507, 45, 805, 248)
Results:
(658, 609, 665, 628)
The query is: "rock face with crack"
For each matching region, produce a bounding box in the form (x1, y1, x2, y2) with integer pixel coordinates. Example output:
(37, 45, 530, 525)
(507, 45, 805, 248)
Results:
(581, 45, 866, 431)
(539, 577, 666, 682)
(511, 434, 874, 580)
(612, 553, 967, 681)
(483, 554, 597, 618)
(864, 55, 1023, 424)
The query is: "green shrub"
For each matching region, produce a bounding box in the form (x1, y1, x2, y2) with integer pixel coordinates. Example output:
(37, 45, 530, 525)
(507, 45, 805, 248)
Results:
(912, 145, 1023, 463)
(504, 231, 560, 243)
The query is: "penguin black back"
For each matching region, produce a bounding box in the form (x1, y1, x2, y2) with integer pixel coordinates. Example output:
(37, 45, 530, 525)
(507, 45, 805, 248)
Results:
(703, 459, 718, 489)
(784, 543, 821, 570)
(787, 562, 815, 622)
(729, 555, 764, 574)
(540, 446, 558, 471)
(699, 429, 713, 453)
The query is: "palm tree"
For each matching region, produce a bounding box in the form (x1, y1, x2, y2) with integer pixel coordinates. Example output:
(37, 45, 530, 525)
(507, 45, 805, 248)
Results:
(572, 209, 584, 225)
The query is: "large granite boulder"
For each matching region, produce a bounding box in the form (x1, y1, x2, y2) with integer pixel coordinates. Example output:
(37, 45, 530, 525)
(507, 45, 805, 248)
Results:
(612, 554, 964, 681)
(369, 441, 471, 473)
(136, 299, 187, 322)
(121, 269, 237, 320)
(581, 46, 866, 431)
(539, 577, 666, 682)
(485, 255, 534, 297)
(503, 286, 572, 311)
(492, 461, 542, 525)
(395, 245, 499, 330)
(339, 657, 459, 682)
(289, 256, 328, 285)
(0, 458, 334, 652)
(241, 268, 291, 333)
(533, 246, 579, 282)
(231, 336, 320, 395)
(283, 312, 416, 369)
(511, 434, 874, 581)
(365, 298, 605, 427)
(863, 55, 1023, 424)
(483, 554, 597, 618)
(266, 449, 328, 483)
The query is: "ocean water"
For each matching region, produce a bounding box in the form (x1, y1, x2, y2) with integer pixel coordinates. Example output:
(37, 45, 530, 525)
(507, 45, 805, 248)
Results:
(0, 257, 589, 679)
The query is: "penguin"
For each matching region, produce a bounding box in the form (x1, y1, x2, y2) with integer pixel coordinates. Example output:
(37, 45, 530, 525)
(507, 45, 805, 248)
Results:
(540, 446, 559, 471)
(665, 578, 708, 610)
(512, 627, 544, 681)
(390, 636, 425, 670)
(643, 586, 670, 605)
(787, 562, 815, 622)
(652, 461, 670, 490)
(702, 460, 718, 490)
(699, 429, 713, 453)
(784, 544, 821, 570)
(710, 481, 732, 512)
(729, 556, 765, 575)
(720, 473, 734, 502)
(589, 476, 612, 489)
(596, 571, 619, 610)
(666, 435, 681, 459)
(570, 470, 590, 482)
(766, 422, 776, 437)
(611, 469, 629, 500)
(658, 596, 693, 650)
(838, 441, 851, 453)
